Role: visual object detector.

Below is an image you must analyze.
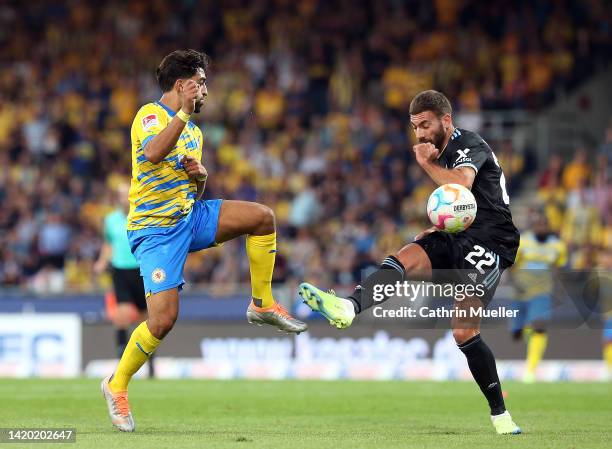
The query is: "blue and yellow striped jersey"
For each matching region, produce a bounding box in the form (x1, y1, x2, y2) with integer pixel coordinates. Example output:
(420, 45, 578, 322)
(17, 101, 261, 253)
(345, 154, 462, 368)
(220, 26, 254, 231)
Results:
(127, 101, 203, 230)
(512, 231, 567, 300)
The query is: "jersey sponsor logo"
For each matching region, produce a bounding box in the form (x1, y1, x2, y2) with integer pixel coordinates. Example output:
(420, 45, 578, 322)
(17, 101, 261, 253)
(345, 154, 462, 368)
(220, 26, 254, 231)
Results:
(454, 148, 472, 166)
(142, 114, 158, 131)
(151, 268, 166, 283)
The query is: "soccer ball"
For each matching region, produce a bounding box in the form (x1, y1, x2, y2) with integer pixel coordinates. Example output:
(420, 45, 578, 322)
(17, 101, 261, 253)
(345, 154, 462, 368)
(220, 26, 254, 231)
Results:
(426, 183, 477, 233)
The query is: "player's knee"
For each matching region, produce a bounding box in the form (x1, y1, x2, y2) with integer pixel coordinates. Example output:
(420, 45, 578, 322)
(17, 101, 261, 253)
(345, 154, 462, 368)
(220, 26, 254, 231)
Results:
(255, 204, 275, 234)
(395, 244, 431, 278)
(148, 314, 177, 339)
(452, 327, 478, 345)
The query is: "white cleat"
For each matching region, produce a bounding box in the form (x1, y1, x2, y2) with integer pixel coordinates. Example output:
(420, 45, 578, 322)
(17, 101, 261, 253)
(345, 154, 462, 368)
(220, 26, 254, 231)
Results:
(101, 375, 135, 432)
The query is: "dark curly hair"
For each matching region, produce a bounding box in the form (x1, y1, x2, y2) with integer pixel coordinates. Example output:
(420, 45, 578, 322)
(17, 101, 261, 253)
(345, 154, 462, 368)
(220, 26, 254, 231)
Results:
(156, 49, 210, 92)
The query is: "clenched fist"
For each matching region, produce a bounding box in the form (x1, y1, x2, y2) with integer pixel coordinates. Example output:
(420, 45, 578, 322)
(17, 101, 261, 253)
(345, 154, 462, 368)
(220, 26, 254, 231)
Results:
(181, 155, 207, 180)
(413, 143, 439, 166)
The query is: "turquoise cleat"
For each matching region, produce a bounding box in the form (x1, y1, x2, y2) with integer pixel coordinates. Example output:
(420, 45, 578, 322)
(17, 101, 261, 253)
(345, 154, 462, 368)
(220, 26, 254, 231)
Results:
(298, 282, 356, 329)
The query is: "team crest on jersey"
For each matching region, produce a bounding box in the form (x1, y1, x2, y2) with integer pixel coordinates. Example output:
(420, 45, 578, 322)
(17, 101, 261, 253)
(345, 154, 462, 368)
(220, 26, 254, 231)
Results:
(142, 114, 158, 131)
(151, 268, 166, 283)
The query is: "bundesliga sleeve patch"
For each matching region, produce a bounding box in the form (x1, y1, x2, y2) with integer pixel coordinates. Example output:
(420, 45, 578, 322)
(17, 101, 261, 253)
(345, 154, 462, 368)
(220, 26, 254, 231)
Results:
(142, 114, 158, 131)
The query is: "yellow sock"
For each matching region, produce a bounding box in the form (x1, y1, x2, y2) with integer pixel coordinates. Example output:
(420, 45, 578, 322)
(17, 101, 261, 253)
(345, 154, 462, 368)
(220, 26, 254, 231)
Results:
(246, 232, 276, 308)
(109, 321, 160, 392)
(604, 343, 612, 371)
(526, 331, 548, 375)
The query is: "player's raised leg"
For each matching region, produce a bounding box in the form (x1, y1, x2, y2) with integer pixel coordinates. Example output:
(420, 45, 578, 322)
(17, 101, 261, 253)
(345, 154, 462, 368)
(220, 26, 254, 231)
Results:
(215, 200, 307, 333)
(452, 296, 521, 435)
(102, 288, 176, 431)
(299, 242, 431, 328)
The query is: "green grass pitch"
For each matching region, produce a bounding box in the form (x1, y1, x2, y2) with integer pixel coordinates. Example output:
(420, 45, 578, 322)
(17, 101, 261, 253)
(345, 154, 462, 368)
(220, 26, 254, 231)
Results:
(0, 379, 610, 448)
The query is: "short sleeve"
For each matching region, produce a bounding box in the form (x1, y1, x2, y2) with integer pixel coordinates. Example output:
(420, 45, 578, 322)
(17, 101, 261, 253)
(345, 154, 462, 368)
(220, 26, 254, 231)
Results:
(103, 215, 112, 243)
(133, 104, 166, 149)
(450, 143, 488, 174)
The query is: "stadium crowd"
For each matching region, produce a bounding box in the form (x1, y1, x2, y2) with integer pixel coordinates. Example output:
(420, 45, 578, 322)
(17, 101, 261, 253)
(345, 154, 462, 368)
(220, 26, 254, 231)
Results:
(0, 0, 610, 293)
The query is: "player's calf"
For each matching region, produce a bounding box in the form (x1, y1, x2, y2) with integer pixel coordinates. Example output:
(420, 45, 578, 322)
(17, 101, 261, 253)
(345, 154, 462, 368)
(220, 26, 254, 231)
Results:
(343, 255, 407, 314)
(145, 289, 179, 339)
(106, 289, 174, 397)
(452, 327, 480, 345)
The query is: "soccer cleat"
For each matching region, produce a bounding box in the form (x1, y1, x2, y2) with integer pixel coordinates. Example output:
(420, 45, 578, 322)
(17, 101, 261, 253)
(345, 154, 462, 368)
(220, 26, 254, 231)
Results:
(298, 282, 355, 329)
(491, 411, 522, 435)
(101, 375, 135, 432)
(246, 302, 308, 334)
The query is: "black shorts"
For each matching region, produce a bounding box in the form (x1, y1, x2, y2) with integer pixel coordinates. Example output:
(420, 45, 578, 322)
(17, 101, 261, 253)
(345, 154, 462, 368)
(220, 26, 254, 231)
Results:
(111, 267, 147, 311)
(415, 232, 514, 305)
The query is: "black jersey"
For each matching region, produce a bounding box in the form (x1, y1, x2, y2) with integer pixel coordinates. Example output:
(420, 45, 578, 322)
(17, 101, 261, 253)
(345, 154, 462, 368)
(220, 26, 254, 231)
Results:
(436, 128, 520, 263)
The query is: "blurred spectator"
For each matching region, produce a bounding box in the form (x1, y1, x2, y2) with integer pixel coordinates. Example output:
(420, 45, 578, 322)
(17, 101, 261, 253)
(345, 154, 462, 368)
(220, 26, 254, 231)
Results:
(561, 148, 591, 191)
(38, 213, 71, 269)
(538, 153, 563, 191)
(497, 140, 525, 194)
(597, 120, 612, 182)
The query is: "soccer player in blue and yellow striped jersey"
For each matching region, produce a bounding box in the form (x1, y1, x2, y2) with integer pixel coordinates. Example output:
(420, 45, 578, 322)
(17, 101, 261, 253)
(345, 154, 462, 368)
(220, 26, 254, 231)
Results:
(510, 206, 567, 383)
(101, 50, 306, 432)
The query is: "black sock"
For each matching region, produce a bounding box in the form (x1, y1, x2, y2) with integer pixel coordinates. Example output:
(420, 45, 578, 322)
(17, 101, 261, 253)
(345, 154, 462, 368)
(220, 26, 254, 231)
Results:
(148, 353, 155, 378)
(116, 328, 128, 359)
(458, 334, 506, 415)
(347, 255, 405, 314)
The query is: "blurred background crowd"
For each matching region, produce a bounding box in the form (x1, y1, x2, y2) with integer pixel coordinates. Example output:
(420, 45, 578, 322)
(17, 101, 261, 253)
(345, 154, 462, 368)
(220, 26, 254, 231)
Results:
(0, 0, 610, 294)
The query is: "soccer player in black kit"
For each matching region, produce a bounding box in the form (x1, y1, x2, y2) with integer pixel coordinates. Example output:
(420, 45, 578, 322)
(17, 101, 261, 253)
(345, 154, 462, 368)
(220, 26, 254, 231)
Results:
(300, 90, 522, 434)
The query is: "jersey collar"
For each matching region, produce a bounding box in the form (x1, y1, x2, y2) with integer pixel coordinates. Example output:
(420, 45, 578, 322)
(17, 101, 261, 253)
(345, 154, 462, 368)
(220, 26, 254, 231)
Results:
(437, 127, 460, 160)
(450, 128, 461, 141)
(156, 100, 176, 117)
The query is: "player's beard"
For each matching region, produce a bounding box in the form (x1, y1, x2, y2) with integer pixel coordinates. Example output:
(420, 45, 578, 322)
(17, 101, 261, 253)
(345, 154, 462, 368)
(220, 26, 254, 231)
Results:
(194, 97, 204, 114)
(420, 121, 446, 149)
